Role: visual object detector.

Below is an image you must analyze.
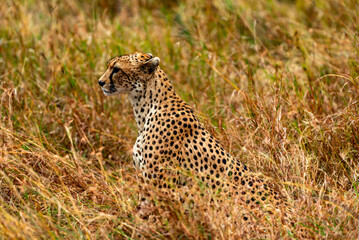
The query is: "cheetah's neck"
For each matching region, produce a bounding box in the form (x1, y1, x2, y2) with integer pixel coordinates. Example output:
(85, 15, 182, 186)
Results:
(128, 68, 177, 134)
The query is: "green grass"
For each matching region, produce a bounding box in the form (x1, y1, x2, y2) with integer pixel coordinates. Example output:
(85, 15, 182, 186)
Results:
(1, 0, 359, 239)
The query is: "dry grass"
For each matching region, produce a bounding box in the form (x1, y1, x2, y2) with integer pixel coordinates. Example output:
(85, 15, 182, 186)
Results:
(1, 0, 359, 239)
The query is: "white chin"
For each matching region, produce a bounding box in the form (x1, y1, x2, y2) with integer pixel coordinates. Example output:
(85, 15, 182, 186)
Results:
(103, 90, 119, 96)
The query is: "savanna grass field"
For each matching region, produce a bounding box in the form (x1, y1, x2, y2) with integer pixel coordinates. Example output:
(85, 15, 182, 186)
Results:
(1, 0, 359, 239)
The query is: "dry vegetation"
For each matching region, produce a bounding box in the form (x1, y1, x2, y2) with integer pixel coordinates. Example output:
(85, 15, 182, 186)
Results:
(1, 0, 359, 239)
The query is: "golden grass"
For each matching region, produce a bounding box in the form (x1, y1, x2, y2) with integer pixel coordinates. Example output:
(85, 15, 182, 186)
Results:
(1, 0, 358, 239)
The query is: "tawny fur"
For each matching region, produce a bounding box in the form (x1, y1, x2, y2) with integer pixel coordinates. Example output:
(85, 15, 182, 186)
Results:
(99, 52, 294, 225)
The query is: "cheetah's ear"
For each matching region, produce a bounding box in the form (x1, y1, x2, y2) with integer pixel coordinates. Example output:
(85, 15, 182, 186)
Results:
(142, 57, 160, 74)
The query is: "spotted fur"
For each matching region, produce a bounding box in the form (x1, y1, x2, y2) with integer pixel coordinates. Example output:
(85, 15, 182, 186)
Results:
(98, 52, 292, 223)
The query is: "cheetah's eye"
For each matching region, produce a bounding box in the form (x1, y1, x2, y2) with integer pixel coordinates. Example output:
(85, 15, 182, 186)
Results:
(112, 67, 121, 74)
(112, 66, 130, 79)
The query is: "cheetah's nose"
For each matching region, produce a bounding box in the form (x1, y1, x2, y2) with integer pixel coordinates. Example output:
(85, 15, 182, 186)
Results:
(98, 80, 105, 87)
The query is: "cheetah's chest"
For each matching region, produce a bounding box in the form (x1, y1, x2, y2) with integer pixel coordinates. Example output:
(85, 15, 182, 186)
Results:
(133, 135, 144, 170)
(132, 107, 158, 171)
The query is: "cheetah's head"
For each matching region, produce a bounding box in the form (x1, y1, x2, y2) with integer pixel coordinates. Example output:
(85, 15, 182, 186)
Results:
(98, 52, 160, 96)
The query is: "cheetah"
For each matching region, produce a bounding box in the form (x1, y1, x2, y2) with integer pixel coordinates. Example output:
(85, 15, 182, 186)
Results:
(98, 52, 299, 232)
